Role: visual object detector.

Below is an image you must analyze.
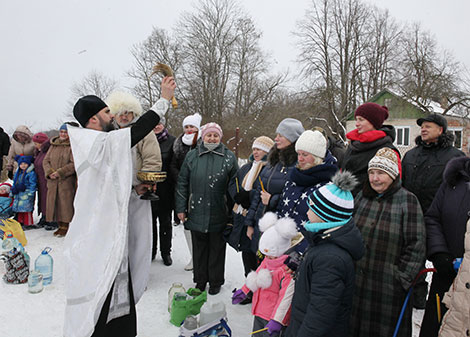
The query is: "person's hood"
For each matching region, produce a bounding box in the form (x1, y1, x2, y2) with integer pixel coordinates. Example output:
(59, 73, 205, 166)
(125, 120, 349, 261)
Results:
(304, 218, 365, 261)
(443, 156, 470, 187)
(13, 125, 33, 142)
(380, 124, 396, 141)
(415, 131, 455, 149)
(50, 136, 70, 146)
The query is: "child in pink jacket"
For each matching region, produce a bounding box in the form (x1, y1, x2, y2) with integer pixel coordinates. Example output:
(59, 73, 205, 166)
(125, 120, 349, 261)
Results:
(232, 212, 297, 336)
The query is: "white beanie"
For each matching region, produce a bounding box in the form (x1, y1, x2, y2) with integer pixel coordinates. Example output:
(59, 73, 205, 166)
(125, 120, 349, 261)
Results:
(105, 91, 143, 117)
(258, 213, 298, 258)
(295, 130, 327, 159)
(182, 113, 202, 130)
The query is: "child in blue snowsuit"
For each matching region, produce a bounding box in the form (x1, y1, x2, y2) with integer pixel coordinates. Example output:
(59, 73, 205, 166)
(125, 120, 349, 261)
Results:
(11, 155, 37, 228)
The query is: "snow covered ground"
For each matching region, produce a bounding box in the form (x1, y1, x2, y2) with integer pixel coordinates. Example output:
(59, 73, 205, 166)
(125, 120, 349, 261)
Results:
(1, 224, 252, 337)
(1, 222, 425, 337)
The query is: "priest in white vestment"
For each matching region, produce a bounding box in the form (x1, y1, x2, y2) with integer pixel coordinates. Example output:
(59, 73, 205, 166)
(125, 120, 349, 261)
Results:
(64, 77, 176, 337)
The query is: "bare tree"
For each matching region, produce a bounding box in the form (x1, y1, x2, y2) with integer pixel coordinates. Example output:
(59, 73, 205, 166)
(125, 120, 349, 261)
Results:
(357, 8, 401, 102)
(295, 0, 369, 136)
(127, 0, 284, 130)
(65, 70, 118, 118)
(70, 70, 118, 100)
(398, 24, 462, 108)
(127, 28, 182, 110)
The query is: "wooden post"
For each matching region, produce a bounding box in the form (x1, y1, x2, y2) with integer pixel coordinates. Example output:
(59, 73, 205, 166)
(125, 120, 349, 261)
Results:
(235, 127, 240, 159)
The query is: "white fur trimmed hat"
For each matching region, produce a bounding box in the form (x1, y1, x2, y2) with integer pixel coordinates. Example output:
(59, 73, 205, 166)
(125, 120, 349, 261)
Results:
(252, 136, 274, 153)
(368, 147, 399, 179)
(182, 113, 202, 130)
(258, 212, 298, 257)
(295, 130, 327, 159)
(105, 91, 143, 117)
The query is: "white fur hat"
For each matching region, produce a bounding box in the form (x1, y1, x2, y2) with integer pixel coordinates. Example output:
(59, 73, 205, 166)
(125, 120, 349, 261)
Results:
(105, 91, 143, 117)
(295, 130, 327, 159)
(258, 212, 298, 257)
(182, 113, 202, 130)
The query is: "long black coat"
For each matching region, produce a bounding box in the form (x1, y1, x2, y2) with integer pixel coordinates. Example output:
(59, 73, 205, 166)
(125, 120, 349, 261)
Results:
(154, 132, 176, 210)
(426, 156, 470, 259)
(342, 125, 398, 196)
(402, 133, 464, 214)
(285, 219, 365, 337)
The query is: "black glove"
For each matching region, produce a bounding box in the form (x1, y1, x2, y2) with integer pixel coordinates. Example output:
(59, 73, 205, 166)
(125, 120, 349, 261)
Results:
(234, 189, 251, 209)
(284, 251, 302, 272)
(431, 252, 456, 275)
(17, 183, 26, 192)
(7, 171, 13, 180)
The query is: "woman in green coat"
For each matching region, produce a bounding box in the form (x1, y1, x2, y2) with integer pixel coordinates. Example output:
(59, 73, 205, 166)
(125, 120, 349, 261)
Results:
(350, 147, 425, 337)
(175, 122, 238, 295)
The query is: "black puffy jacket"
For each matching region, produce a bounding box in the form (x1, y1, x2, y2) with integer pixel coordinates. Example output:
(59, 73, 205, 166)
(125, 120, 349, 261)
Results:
(285, 219, 365, 337)
(402, 133, 464, 214)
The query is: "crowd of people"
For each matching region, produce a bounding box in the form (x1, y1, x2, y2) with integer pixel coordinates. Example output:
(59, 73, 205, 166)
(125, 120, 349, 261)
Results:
(1, 78, 469, 337)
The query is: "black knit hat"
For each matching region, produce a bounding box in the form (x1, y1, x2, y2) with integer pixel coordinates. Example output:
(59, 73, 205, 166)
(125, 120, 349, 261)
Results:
(417, 114, 447, 133)
(73, 95, 107, 127)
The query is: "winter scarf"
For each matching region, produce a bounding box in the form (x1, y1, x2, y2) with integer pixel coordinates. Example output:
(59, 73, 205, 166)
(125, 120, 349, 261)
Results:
(242, 160, 266, 191)
(346, 128, 391, 150)
(290, 162, 337, 188)
(182, 131, 200, 146)
(156, 128, 169, 143)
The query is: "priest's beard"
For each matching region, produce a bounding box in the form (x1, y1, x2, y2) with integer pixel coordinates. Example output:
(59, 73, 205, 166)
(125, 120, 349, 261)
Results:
(97, 115, 117, 132)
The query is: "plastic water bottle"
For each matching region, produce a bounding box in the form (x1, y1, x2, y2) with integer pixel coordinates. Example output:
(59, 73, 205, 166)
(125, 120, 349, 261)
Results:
(34, 247, 53, 285)
(168, 282, 186, 312)
(2, 233, 20, 253)
(199, 301, 226, 326)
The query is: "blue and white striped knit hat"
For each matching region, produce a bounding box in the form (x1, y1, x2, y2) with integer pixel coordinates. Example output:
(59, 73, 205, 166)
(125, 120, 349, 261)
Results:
(307, 171, 357, 226)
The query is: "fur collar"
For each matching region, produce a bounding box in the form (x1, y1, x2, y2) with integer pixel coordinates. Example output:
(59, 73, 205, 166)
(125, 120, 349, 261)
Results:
(415, 132, 455, 149)
(443, 156, 470, 186)
(50, 136, 70, 146)
(267, 143, 297, 167)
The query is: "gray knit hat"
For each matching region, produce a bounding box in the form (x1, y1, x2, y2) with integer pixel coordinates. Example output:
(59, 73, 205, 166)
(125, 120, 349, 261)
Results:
(276, 118, 305, 143)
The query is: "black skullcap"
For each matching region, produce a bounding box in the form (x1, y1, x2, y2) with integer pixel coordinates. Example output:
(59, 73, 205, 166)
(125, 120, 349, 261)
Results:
(73, 95, 107, 127)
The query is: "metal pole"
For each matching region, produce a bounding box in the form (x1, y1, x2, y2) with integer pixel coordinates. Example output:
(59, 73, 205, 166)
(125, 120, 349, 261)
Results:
(235, 127, 240, 159)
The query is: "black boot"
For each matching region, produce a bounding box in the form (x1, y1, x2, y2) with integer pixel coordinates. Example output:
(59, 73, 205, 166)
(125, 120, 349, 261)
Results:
(195, 282, 207, 292)
(162, 254, 173, 266)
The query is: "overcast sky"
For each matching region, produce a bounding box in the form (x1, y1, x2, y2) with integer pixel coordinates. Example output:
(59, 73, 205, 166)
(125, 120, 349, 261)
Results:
(1, 0, 468, 134)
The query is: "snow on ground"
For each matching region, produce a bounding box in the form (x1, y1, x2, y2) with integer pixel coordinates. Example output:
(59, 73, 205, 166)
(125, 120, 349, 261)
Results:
(2, 223, 426, 337)
(1, 224, 252, 337)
